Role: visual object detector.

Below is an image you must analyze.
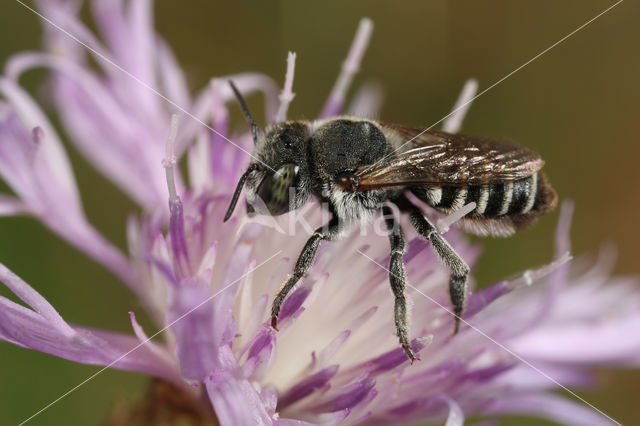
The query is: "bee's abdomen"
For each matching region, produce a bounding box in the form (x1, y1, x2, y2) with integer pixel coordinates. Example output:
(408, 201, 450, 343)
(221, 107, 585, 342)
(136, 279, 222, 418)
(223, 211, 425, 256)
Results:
(413, 172, 556, 222)
(474, 175, 538, 218)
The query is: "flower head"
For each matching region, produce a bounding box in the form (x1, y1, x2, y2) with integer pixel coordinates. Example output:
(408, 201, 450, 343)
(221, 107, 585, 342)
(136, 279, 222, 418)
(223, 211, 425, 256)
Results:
(1, 1, 639, 425)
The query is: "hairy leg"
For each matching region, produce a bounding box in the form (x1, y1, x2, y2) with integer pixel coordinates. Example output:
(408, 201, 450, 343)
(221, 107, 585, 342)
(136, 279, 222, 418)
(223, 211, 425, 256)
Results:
(382, 205, 418, 362)
(399, 198, 470, 334)
(271, 216, 342, 330)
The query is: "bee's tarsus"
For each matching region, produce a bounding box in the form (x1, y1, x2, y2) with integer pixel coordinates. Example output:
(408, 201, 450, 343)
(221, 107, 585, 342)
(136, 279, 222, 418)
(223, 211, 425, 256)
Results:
(403, 344, 420, 364)
(452, 320, 461, 336)
(270, 317, 279, 332)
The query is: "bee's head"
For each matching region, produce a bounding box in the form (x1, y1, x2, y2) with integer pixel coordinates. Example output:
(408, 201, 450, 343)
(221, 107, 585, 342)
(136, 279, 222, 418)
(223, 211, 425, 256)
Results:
(224, 82, 311, 221)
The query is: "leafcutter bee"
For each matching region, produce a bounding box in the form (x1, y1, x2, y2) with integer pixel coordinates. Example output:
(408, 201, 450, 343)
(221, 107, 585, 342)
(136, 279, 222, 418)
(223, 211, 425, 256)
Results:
(224, 81, 557, 361)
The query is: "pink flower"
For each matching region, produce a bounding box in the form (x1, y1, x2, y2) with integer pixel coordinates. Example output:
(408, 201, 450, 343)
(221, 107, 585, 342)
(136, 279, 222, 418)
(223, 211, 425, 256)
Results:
(1, 1, 638, 425)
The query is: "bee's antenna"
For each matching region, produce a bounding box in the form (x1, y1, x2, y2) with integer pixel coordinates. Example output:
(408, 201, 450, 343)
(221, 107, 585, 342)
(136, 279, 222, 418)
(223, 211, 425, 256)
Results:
(229, 80, 260, 145)
(224, 164, 257, 222)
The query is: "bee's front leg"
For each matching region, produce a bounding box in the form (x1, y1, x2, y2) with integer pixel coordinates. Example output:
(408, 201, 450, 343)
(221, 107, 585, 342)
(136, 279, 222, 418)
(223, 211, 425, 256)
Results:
(271, 216, 341, 330)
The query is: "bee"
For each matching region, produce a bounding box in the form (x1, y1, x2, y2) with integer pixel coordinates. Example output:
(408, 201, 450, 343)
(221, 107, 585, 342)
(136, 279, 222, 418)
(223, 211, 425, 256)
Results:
(224, 81, 557, 361)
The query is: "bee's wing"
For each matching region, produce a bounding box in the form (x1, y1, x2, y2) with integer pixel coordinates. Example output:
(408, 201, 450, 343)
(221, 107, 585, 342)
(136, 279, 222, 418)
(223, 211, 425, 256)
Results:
(351, 123, 544, 190)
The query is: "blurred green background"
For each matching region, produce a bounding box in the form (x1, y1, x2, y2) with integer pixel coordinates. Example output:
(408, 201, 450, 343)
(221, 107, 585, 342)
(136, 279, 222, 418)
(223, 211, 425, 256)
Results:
(1, 0, 639, 425)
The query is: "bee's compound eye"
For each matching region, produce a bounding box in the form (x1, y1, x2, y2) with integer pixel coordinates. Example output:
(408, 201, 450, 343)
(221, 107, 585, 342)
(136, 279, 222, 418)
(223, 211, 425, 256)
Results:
(255, 163, 299, 215)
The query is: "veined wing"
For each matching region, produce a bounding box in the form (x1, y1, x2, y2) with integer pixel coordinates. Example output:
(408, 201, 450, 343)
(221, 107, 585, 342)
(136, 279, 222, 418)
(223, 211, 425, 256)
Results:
(351, 124, 544, 191)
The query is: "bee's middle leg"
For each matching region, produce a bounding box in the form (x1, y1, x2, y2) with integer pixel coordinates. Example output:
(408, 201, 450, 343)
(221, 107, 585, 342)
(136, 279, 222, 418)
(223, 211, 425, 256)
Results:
(382, 205, 418, 362)
(399, 197, 470, 334)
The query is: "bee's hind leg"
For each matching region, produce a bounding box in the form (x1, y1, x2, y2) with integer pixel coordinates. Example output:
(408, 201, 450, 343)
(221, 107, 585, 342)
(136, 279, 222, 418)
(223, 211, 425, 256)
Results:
(398, 197, 470, 334)
(382, 205, 418, 362)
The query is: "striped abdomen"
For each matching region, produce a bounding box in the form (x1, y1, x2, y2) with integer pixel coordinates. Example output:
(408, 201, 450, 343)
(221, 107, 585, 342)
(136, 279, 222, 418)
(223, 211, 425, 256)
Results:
(411, 172, 557, 237)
